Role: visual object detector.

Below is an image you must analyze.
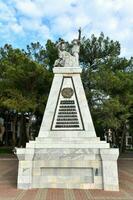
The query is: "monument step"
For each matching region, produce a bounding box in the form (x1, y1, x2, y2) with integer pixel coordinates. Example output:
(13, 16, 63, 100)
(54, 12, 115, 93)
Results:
(31, 141, 107, 145)
(26, 143, 110, 148)
(36, 137, 101, 142)
(38, 131, 97, 137)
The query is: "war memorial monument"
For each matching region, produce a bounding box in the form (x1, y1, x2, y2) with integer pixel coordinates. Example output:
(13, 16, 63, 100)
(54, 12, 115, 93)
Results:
(16, 32, 119, 191)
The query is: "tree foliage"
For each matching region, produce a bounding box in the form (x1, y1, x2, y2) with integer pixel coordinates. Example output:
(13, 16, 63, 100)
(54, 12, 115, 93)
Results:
(0, 44, 52, 113)
(0, 33, 132, 151)
(80, 33, 133, 151)
(0, 44, 53, 146)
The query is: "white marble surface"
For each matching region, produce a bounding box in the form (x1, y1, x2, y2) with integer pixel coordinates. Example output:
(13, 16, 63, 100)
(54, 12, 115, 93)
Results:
(72, 74, 96, 135)
(17, 64, 119, 191)
(100, 149, 119, 191)
(53, 67, 82, 74)
(39, 70, 96, 137)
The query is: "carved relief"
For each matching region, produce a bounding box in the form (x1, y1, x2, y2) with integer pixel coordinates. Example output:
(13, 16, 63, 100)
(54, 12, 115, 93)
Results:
(61, 87, 74, 98)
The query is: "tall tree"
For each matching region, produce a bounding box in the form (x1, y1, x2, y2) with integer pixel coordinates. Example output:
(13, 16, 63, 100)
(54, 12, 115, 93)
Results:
(0, 44, 52, 146)
(24, 41, 58, 71)
(80, 33, 133, 152)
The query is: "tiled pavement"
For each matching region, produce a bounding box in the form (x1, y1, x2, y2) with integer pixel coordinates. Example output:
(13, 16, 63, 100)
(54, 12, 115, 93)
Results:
(0, 157, 133, 200)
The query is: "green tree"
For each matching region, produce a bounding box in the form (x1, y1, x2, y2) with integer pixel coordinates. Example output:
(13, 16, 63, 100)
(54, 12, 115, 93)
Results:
(24, 40, 58, 71)
(0, 44, 52, 146)
(80, 33, 133, 152)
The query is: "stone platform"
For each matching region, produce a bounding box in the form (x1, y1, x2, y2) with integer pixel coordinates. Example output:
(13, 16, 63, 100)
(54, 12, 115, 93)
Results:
(17, 135, 119, 190)
(0, 157, 132, 200)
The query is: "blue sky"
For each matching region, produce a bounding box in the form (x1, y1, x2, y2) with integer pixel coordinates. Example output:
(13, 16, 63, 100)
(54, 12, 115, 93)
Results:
(0, 0, 133, 58)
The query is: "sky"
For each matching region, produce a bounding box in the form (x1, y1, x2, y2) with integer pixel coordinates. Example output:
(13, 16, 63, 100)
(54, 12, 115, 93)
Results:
(0, 0, 133, 58)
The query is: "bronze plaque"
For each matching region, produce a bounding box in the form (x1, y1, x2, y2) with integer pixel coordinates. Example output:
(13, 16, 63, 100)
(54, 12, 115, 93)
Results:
(61, 88, 74, 98)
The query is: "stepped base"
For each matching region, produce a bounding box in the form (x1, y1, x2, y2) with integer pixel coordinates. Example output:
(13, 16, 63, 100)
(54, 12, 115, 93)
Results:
(17, 139, 119, 191)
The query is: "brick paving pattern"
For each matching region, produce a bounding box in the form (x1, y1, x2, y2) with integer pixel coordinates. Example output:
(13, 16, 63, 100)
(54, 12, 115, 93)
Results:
(0, 158, 132, 200)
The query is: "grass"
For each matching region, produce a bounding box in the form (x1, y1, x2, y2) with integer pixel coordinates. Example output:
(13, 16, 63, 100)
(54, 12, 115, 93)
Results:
(126, 149, 133, 152)
(0, 147, 13, 154)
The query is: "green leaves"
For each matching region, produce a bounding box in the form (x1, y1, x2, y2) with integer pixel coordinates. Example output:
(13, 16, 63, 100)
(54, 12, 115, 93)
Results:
(0, 44, 53, 115)
(80, 32, 120, 67)
(80, 33, 133, 146)
(1, 89, 36, 112)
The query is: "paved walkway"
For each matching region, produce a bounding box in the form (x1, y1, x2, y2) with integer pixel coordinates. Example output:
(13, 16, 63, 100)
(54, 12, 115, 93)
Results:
(0, 157, 132, 200)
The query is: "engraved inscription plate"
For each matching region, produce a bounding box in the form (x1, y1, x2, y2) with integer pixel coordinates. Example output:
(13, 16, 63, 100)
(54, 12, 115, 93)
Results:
(55, 100, 79, 128)
(52, 77, 84, 130)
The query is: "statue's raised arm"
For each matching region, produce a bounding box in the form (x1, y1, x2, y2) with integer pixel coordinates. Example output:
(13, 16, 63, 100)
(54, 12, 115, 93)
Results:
(54, 29, 81, 68)
(78, 27, 81, 41)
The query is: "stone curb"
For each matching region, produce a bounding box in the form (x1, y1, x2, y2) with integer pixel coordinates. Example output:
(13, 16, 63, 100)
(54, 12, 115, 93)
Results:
(0, 157, 133, 160)
(118, 158, 133, 160)
(0, 158, 18, 160)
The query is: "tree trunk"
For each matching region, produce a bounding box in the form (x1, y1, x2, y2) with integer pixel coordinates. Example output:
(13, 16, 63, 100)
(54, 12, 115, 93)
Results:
(18, 114, 27, 147)
(26, 117, 32, 141)
(12, 116, 17, 146)
(0, 125, 5, 145)
(114, 128, 118, 148)
(120, 124, 126, 154)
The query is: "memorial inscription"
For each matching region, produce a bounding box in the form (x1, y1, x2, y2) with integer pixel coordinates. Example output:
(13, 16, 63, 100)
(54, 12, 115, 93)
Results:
(55, 100, 79, 128)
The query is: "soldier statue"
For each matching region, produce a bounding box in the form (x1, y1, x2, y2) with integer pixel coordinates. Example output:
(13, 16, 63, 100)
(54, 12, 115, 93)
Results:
(54, 28, 81, 68)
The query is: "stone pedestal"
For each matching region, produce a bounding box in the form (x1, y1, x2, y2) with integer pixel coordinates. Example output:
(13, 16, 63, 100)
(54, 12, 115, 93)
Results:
(17, 67, 119, 191)
(100, 149, 119, 191)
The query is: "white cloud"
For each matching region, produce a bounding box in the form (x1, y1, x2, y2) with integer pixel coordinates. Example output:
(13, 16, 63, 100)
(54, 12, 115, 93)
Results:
(12, 0, 43, 18)
(0, 1, 16, 22)
(51, 15, 73, 35)
(20, 17, 51, 41)
(108, 18, 118, 31)
(0, 0, 133, 57)
(10, 23, 24, 34)
(74, 14, 91, 28)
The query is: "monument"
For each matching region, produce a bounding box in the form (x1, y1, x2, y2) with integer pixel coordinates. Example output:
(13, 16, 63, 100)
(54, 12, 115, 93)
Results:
(16, 30, 119, 191)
